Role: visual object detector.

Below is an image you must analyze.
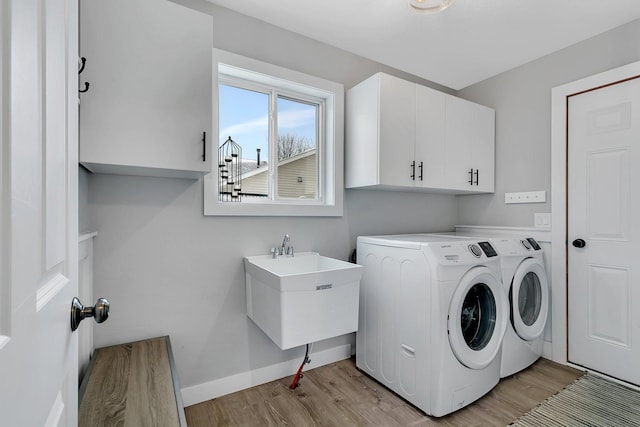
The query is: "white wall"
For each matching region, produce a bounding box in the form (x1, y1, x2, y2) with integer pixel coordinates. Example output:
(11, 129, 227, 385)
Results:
(84, 0, 458, 398)
(78, 166, 90, 232)
(456, 18, 640, 227)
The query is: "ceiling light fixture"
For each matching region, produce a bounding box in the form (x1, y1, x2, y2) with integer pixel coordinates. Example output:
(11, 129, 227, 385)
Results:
(408, 0, 456, 14)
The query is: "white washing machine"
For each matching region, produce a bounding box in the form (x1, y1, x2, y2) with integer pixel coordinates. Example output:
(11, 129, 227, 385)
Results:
(490, 237, 549, 378)
(356, 234, 509, 417)
(425, 234, 550, 378)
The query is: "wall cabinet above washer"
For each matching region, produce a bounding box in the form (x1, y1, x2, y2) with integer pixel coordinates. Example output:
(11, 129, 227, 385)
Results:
(79, 0, 213, 179)
(345, 73, 495, 194)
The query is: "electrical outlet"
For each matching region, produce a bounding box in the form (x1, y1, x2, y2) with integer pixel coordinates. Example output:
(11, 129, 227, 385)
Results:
(534, 213, 551, 228)
(505, 191, 546, 204)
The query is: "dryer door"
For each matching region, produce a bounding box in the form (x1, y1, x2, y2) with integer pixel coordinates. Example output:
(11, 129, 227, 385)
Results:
(510, 258, 549, 341)
(448, 267, 509, 370)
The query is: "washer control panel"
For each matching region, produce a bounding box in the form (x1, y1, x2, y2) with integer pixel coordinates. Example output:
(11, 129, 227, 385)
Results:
(478, 241, 498, 257)
(527, 237, 542, 250)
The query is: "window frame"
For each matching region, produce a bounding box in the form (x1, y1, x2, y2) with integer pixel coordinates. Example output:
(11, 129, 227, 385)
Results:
(204, 49, 344, 217)
(218, 77, 324, 203)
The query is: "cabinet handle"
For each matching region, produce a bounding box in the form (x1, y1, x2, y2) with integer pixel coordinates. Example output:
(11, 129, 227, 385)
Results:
(468, 168, 474, 185)
(410, 161, 416, 181)
(419, 161, 423, 181)
(202, 131, 206, 162)
(474, 169, 479, 186)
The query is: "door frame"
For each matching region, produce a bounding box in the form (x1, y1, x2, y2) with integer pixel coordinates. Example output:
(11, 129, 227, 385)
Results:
(550, 60, 640, 365)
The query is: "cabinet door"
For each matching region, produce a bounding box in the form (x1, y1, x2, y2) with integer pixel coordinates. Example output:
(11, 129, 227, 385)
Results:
(80, 0, 213, 178)
(470, 105, 495, 192)
(445, 96, 495, 192)
(378, 74, 416, 187)
(415, 85, 446, 188)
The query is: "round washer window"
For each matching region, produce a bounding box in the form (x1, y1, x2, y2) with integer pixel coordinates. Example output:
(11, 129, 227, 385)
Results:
(518, 272, 542, 326)
(461, 283, 497, 351)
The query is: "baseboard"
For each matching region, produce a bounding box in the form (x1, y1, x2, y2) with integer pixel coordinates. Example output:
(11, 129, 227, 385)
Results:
(542, 340, 553, 361)
(180, 344, 352, 407)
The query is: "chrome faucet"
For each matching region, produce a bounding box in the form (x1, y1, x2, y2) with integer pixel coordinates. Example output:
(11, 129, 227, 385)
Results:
(281, 234, 290, 254)
(271, 234, 294, 258)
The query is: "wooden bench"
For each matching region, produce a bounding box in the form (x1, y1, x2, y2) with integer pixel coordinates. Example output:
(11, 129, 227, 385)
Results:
(79, 336, 187, 427)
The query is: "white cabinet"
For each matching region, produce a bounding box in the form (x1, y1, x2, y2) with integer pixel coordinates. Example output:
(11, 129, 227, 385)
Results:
(79, 0, 213, 178)
(415, 84, 447, 189)
(378, 74, 416, 187)
(346, 73, 415, 189)
(444, 95, 495, 192)
(346, 72, 494, 194)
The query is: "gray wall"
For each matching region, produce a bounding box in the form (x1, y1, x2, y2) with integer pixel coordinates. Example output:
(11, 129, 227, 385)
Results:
(84, 0, 640, 395)
(84, 1, 458, 391)
(456, 18, 640, 227)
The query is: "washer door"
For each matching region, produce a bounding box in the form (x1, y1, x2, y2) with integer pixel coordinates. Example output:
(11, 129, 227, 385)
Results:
(448, 266, 509, 370)
(510, 258, 549, 341)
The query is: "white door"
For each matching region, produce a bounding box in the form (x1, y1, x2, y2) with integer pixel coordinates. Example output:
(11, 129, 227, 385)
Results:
(568, 75, 640, 385)
(0, 0, 80, 425)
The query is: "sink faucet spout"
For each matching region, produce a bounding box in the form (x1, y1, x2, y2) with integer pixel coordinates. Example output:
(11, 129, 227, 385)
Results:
(281, 234, 290, 255)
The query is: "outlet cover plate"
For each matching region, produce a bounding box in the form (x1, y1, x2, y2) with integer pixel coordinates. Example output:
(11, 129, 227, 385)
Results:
(534, 213, 551, 228)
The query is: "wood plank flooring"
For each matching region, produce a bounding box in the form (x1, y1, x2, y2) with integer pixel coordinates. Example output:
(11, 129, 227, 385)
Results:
(185, 357, 582, 426)
(79, 337, 182, 427)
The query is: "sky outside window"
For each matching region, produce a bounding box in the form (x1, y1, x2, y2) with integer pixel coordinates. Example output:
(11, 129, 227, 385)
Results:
(219, 84, 317, 162)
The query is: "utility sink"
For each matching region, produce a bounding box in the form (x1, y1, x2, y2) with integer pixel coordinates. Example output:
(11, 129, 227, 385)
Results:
(244, 252, 362, 350)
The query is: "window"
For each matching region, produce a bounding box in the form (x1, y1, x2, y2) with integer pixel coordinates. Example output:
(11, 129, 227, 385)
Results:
(205, 49, 344, 216)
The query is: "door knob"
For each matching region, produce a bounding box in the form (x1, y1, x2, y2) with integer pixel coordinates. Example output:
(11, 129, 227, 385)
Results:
(70, 297, 110, 332)
(572, 239, 586, 248)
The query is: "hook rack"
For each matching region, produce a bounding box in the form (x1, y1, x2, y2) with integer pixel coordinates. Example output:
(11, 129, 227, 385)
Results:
(79, 56, 90, 94)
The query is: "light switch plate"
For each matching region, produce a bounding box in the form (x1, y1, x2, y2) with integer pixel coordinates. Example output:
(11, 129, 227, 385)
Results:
(534, 213, 551, 228)
(505, 191, 546, 204)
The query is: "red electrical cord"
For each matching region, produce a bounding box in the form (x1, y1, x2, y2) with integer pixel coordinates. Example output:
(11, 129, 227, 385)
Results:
(290, 343, 311, 389)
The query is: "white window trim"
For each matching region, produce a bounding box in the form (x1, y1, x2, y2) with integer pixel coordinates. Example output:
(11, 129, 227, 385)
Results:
(204, 49, 344, 217)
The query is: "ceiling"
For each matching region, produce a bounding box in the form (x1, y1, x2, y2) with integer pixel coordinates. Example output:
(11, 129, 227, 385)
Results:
(203, 0, 640, 90)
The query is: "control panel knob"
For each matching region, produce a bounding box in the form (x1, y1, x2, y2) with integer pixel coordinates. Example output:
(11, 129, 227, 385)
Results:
(468, 244, 482, 257)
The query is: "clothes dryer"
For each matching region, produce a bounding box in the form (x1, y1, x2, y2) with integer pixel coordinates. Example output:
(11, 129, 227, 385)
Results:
(356, 234, 509, 417)
(490, 237, 549, 377)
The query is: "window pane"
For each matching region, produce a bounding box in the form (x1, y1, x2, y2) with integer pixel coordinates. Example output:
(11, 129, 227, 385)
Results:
(276, 96, 318, 200)
(218, 84, 269, 201)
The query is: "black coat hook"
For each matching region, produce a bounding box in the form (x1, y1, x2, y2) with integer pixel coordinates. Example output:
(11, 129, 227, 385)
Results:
(78, 57, 86, 74)
(79, 57, 89, 93)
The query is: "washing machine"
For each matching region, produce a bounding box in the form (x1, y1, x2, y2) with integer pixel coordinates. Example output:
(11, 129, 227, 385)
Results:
(356, 234, 509, 417)
(425, 234, 550, 378)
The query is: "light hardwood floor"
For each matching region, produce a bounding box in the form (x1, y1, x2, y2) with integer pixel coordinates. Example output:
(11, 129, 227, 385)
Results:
(185, 357, 582, 426)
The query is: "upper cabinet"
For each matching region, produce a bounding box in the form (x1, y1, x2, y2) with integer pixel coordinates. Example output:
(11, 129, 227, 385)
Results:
(444, 95, 495, 193)
(79, 0, 213, 179)
(345, 73, 495, 194)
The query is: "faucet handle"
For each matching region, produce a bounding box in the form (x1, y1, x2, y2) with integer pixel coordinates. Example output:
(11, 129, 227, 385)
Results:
(270, 247, 279, 258)
(286, 246, 294, 256)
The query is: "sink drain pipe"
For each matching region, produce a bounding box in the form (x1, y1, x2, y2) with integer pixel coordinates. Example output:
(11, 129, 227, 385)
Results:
(290, 343, 312, 389)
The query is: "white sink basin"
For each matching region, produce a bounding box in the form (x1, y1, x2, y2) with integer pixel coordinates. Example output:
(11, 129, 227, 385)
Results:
(244, 252, 362, 350)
